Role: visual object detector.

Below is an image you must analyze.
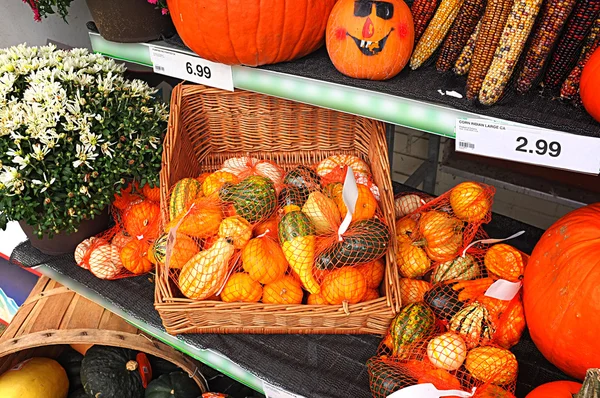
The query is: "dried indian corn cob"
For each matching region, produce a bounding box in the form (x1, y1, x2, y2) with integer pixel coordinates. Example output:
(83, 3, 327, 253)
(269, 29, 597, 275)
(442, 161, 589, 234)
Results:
(479, 0, 543, 105)
(516, 0, 577, 93)
(561, 16, 600, 101)
(466, 0, 514, 100)
(454, 20, 482, 75)
(436, 0, 487, 72)
(410, 0, 466, 70)
(412, 0, 441, 43)
(543, 0, 600, 88)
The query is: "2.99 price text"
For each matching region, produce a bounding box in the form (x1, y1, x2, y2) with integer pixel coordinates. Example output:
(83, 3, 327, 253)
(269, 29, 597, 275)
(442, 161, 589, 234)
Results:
(515, 136, 561, 157)
(186, 62, 211, 79)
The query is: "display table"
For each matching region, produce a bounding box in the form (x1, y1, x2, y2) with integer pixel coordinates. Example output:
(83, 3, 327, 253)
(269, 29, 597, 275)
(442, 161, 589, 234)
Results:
(10, 183, 574, 398)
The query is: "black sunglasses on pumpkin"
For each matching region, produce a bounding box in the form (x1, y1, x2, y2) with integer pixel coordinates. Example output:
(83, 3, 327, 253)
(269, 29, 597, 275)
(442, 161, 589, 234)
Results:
(353, 1, 394, 20)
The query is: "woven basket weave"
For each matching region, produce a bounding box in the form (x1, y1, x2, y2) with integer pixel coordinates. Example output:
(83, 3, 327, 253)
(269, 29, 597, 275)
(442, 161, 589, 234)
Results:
(156, 84, 400, 335)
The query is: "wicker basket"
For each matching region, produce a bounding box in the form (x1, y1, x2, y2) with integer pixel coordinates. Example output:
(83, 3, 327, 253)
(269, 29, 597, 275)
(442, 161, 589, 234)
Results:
(0, 276, 207, 391)
(156, 84, 400, 335)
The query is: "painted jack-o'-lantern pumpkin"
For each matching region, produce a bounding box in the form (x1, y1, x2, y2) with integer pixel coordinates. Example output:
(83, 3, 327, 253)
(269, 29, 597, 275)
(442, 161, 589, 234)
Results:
(326, 0, 414, 80)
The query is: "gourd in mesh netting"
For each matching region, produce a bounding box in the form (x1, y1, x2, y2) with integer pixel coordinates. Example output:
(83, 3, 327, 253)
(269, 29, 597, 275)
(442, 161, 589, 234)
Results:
(158, 155, 391, 306)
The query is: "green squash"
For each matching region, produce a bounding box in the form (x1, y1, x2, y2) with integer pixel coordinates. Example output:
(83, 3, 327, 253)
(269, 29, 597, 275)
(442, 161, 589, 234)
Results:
(278, 211, 315, 243)
(449, 302, 495, 348)
(389, 302, 435, 358)
(169, 178, 203, 221)
(68, 388, 90, 398)
(148, 356, 180, 379)
(315, 218, 391, 270)
(219, 175, 277, 223)
(431, 254, 480, 284)
(145, 372, 203, 398)
(424, 283, 464, 322)
(367, 357, 408, 397)
(278, 186, 307, 213)
(57, 347, 84, 393)
(283, 165, 321, 193)
(81, 346, 144, 398)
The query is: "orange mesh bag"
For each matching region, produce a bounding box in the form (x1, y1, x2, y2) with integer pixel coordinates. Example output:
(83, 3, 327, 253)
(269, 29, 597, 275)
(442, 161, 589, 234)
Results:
(219, 156, 286, 193)
(393, 192, 434, 220)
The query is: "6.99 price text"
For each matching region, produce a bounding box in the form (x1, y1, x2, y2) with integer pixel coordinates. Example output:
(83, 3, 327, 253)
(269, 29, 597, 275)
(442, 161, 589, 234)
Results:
(186, 62, 211, 79)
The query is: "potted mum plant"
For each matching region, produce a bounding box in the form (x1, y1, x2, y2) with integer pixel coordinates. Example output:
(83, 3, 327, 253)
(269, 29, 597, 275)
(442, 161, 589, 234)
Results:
(0, 44, 168, 255)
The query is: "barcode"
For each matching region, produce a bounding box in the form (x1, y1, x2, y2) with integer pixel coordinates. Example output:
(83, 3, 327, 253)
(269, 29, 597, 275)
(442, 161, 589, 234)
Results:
(154, 65, 165, 72)
(459, 141, 475, 149)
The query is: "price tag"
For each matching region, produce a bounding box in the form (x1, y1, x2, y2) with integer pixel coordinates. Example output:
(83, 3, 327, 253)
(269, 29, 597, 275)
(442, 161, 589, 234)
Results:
(262, 381, 305, 398)
(149, 47, 234, 91)
(455, 118, 600, 174)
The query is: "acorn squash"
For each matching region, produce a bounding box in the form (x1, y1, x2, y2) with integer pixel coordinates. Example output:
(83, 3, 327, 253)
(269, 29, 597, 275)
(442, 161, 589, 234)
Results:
(424, 283, 464, 322)
(57, 348, 83, 393)
(81, 346, 144, 398)
(145, 371, 202, 398)
(367, 357, 406, 397)
(219, 175, 277, 223)
(283, 165, 322, 193)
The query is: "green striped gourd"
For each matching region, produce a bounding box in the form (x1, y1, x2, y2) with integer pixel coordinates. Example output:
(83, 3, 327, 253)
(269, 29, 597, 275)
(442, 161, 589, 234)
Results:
(449, 302, 495, 348)
(431, 254, 480, 284)
(169, 178, 202, 221)
(390, 302, 435, 358)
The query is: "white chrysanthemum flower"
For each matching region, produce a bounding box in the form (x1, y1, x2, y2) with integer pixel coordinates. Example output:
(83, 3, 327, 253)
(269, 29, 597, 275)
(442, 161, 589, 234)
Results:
(0, 166, 23, 194)
(73, 144, 98, 169)
(148, 136, 160, 149)
(100, 141, 115, 158)
(79, 185, 90, 197)
(31, 172, 56, 193)
(12, 154, 30, 170)
(31, 144, 50, 161)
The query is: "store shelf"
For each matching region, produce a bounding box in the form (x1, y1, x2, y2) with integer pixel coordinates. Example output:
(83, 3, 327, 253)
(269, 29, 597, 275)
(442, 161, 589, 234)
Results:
(90, 33, 600, 140)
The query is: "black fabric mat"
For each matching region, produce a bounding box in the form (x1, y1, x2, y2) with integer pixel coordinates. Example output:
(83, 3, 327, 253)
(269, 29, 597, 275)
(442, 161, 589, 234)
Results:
(10, 183, 573, 398)
(164, 36, 600, 138)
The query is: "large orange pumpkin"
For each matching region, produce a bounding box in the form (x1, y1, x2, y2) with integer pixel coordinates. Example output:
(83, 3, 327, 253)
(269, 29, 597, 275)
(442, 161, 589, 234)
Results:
(166, 0, 336, 66)
(581, 48, 600, 123)
(524, 204, 600, 380)
(326, 0, 414, 80)
(525, 380, 582, 398)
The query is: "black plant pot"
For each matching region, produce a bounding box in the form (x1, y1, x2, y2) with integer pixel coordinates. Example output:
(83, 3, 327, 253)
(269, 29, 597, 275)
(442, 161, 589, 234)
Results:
(19, 209, 110, 256)
(86, 0, 176, 43)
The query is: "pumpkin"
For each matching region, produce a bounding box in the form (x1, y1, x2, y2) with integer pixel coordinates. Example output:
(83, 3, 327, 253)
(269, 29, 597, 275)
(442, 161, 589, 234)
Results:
(124, 200, 161, 240)
(485, 244, 525, 282)
(179, 238, 236, 300)
(581, 47, 600, 123)
(218, 216, 253, 249)
(145, 371, 203, 398)
(426, 332, 467, 371)
(302, 191, 342, 234)
(142, 183, 161, 202)
(524, 205, 600, 380)
(169, 178, 203, 221)
(397, 241, 430, 278)
(396, 217, 418, 243)
(262, 275, 304, 305)
(418, 211, 464, 262)
(149, 233, 199, 269)
(112, 230, 134, 250)
(362, 288, 380, 301)
(326, 0, 415, 80)
(494, 298, 526, 349)
(120, 240, 154, 275)
(166, 197, 223, 238)
(308, 292, 329, 305)
(465, 346, 517, 385)
(449, 302, 495, 349)
(389, 302, 435, 358)
(242, 236, 288, 284)
(0, 357, 69, 398)
(449, 182, 491, 222)
(221, 157, 285, 189)
(219, 175, 277, 223)
(333, 183, 378, 221)
(356, 259, 385, 288)
(525, 371, 600, 398)
(321, 266, 368, 305)
(417, 368, 462, 391)
(399, 278, 431, 305)
(203, 171, 239, 197)
(88, 242, 123, 279)
(167, 0, 336, 66)
(220, 273, 263, 303)
(316, 154, 371, 177)
(253, 216, 279, 240)
(81, 346, 144, 398)
(394, 194, 431, 219)
(431, 254, 480, 284)
(424, 283, 464, 322)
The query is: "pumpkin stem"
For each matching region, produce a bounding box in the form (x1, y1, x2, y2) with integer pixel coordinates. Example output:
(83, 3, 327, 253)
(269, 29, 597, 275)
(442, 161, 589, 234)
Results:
(412, 239, 427, 247)
(126, 360, 139, 372)
(575, 369, 600, 398)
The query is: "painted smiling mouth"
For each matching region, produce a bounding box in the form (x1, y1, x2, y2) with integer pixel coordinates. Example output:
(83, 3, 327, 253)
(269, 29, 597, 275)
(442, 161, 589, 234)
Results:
(347, 28, 394, 56)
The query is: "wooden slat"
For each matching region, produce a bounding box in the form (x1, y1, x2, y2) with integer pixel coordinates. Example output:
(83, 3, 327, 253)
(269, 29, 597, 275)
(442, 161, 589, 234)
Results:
(99, 310, 138, 334)
(60, 294, 105, 330)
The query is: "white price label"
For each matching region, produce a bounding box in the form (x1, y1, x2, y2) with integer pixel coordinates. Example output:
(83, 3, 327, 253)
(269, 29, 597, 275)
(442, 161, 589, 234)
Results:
(262, 381, 305, 398)
(149, 47, 234, 91)
(455, 119, 600, 174)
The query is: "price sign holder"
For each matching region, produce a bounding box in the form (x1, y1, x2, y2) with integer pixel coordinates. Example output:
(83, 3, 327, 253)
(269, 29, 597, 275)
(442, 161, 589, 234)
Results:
(149, 46, 234, 92)
(262, 381, 305, 398)
(455, 118, 600, 175)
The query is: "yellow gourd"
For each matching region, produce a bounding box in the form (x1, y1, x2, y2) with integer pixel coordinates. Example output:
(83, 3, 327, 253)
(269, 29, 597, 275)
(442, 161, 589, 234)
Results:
(0, 358, 69, 398)
(178, 238, 236, 300)
(218, 216, 253, 249)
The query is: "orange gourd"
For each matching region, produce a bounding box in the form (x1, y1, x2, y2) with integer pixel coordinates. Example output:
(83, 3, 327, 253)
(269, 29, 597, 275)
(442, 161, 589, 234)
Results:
(494, 298, 526, 349)
(326, 0, 414, 80)
(120, 240, 154, 275)
(253, 217, 279, 240)
(111, 230, 134, 250)
(218, 216, 253, 249)
(333, 183, 378, 221)
(142, 184, 161, 202)
(465, 346, 518, 385)
(399, 278, 431, 305)
(396, 217, 418, 243)
(485, 244, 525, 282)
(123, 200, 160, 240)
(113, 183, 141, 211)
(242, 236, 288, 284)
(167, 0, 337, 66)
(581, 48, 600, 123)
(524, 204, 600, 380)
(417, 368, 462, 391)
(307, 292, 329, 305)
(397, 242, 430, 278)
(362, 288, 380, 301)
(220, 273, 263, 303)
(166, 197, 223, 238)
(149, 232, 199, 269)
(321, 267, 367, 305)
(262, 276, 304, 305)
(202, 171, 239, 197)
(356, 259, 385, 288)
(418, 211, 463, 262)
(449, 182, 491, 222)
